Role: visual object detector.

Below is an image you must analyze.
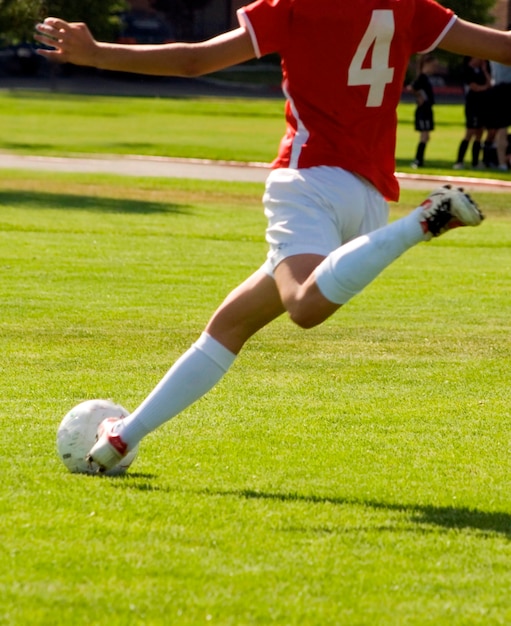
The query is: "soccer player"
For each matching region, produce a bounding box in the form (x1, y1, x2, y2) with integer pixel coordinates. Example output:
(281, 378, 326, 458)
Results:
(35, 0, 510, 472)
(453, 56, 492, 169)
(409, 54, 437, 168)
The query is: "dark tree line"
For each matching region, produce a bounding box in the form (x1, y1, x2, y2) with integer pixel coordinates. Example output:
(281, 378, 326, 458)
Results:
(0, 0, 127, 41)
(0, 0, 499, 44)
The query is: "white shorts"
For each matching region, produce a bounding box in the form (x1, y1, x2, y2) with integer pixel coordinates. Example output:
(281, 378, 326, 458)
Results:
(261, 167, 389, 275)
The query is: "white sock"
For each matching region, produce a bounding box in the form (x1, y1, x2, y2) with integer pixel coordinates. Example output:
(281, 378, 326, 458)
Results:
(119, 332, 236, 448)
(314, 208, 426, 305)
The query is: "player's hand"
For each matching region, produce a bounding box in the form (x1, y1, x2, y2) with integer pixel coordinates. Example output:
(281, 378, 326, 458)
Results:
(34, 18, 98, 67)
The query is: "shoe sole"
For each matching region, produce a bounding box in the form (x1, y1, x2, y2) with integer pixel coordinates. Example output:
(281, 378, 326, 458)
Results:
(450, 192, 484, 227)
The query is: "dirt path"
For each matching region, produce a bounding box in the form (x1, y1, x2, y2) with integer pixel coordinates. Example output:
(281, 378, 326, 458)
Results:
(1, 152, 510, 192)
(0, 153, 270, 183)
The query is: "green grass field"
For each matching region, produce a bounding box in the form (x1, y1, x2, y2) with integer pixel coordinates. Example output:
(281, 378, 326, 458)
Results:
(0, 88, 510, 179)
(1, 164, 510, 624)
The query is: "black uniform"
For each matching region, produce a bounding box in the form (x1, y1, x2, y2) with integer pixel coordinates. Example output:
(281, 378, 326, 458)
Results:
(413, 73, 435, 131)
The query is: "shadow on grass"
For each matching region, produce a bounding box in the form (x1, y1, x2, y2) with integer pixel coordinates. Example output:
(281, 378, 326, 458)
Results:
(114, 476, 511, 538)
(0, 189, 189, 215)
(105, 472, 159, 483)
(395, 156, 511, 179)
(395, 157, 459, 171)
(220, 489, 511, 538)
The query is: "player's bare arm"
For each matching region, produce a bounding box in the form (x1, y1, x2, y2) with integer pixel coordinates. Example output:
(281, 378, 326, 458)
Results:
(440, 18, 511, 64)
(35, 18, 256, 77)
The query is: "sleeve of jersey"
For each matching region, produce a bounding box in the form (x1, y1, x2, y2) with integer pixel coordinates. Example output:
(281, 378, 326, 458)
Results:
(237, 0, 290, 58)
(412, 0, 456, 54)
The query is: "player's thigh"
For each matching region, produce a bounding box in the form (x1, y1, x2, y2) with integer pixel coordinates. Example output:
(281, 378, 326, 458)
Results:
(273, 252, 326, 306)
(274, 253, 341, 328)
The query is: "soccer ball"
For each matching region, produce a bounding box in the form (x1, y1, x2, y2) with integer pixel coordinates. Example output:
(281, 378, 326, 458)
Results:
(56, 399, 139, 475)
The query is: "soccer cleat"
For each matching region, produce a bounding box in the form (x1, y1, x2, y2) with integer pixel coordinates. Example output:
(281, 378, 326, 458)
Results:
(419, 185, 484, 240)
(86, 417, 128, 472)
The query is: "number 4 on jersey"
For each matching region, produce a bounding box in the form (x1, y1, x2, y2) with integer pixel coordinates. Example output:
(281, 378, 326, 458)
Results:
(348, 10, 395, 107)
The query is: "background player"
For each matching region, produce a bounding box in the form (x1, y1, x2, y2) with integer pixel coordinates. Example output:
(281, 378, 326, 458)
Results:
(409, 53, 437, 168)
(35, 0, 509, 471)
(453, 56, 492, 169)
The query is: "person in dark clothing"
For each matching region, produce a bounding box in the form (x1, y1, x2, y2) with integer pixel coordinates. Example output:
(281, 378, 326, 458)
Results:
(488, 58, 511, 169)
(410, 54, 437, 168)
(453, 56, 492, 169)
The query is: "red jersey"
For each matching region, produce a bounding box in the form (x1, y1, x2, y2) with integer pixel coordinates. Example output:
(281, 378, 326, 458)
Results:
(238, 0, 455, 200)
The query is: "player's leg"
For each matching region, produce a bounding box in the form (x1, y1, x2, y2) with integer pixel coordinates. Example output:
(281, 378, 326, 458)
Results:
(276, 186, 484, 329)
(87, 268, 285, 471)
(482, 128, 498, 167)
(455, 105, 476, 167)
(273, 211, 426, 329)
(495, 127, 509, 169)
(263, 166, 378, 328)
(413, 129, 430, 167)
(471, 133, 482, 167)
(205, 267, 285, 354)
(454, 135, 469, 168)
(273, 253, 338, 328)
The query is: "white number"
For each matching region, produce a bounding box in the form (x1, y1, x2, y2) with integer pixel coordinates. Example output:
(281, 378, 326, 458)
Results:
(348, 10, 395, 107)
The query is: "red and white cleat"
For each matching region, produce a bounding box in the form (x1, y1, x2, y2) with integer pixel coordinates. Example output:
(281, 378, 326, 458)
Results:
(419, 185, 484, 240)
(86, 417, 129, 473)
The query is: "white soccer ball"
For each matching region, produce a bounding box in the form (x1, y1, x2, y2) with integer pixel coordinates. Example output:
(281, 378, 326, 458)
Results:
(56, 399, 139, 475)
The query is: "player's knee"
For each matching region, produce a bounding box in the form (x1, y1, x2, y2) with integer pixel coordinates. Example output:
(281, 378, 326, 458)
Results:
(288, 308, 321, 329)
(285, 300, 331, 329)
(285, 292, 341, 329)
